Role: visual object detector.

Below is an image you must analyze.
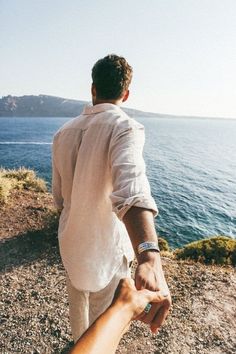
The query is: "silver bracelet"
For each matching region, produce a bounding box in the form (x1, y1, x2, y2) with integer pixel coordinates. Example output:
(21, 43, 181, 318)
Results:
(137, 241, 160, 255)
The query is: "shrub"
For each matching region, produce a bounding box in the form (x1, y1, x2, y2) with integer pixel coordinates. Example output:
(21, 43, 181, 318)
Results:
(2, 167, 35, 181)
(0, 168, 47, 204)
(175, 236, 236, 266)
(159, 237, 169, 252)
(23, 175, 47, 192)
(1, 167, 47, 193)
(0, 176, 13, 204)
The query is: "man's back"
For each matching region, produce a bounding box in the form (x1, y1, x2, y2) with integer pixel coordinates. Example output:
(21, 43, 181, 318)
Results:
(52, 103, 149, 291)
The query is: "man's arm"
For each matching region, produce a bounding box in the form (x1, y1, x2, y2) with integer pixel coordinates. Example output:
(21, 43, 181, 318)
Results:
(109, 124, 171, 333)
(123, 206, 171, 333)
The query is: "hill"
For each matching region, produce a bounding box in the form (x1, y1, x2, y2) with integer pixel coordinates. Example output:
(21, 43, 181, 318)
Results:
(0, 94, 161, 118)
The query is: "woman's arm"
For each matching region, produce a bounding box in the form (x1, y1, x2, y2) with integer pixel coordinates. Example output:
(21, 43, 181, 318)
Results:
(69, 300, 131, 354)
(69, 278, 169, 354)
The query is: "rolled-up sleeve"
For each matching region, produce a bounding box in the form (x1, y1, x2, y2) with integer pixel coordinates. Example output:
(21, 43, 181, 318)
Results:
(109, 124, 158, 220)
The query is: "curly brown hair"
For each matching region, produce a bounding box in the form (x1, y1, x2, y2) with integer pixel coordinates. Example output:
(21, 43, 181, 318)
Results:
(92, 54, 133, 100)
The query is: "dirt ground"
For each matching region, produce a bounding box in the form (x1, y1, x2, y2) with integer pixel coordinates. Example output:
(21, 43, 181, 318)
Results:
(0, 190, 235, 353)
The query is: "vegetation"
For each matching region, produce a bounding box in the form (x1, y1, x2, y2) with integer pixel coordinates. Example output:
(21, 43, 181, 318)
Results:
(0, 167, 47, 204)
(159, 237, 169, 252)
(0, 175, 13, 204)
(175, 236, 236, 266)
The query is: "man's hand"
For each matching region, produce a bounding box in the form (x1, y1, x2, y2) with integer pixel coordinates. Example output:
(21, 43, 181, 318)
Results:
(135, 251, 171, 333)
(123, 206, 172, 333)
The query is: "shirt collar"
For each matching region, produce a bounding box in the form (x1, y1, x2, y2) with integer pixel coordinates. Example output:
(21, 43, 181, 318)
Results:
(82, 103, 122, 115)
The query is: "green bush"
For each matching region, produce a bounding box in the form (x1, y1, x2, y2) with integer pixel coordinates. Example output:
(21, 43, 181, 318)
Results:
(175, 236, 236, 266)
(158, 237, 169, 252)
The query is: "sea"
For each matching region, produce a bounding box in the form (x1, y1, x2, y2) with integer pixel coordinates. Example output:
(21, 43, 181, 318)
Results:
(0, 116, 235, 249)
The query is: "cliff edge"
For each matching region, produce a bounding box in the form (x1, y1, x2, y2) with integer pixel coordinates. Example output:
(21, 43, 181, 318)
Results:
(0, 176, 235, 353)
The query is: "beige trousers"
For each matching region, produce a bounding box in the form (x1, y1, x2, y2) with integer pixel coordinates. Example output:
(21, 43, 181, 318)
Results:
(66, 257, 131, 342)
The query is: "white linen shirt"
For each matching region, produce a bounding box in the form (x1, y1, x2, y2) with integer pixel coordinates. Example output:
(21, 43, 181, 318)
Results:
(52, 103, 158, 292)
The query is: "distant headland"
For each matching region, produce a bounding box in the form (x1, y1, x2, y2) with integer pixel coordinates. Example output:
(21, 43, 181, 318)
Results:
(0, 94, 162, 118)
(1, 95, 234, 119)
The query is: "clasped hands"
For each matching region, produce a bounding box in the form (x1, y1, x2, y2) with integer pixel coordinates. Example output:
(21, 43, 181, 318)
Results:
(113, 252, 171, 334)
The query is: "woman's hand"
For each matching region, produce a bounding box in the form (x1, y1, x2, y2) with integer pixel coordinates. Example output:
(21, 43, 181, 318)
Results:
(112, 277, 171, 329)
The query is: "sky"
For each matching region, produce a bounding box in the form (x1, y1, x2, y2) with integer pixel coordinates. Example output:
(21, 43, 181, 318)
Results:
(0, 0, 236, 118)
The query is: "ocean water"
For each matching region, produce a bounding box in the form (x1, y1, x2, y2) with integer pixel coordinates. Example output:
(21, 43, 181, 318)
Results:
(0, 116, 235, 248)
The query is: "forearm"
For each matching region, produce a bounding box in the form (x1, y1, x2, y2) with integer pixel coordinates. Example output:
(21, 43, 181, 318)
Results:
(123, 206, 160, 263)
(69, 303, 132, 354)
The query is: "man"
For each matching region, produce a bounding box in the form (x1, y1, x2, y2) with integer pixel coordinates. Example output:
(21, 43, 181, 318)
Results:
(52, 54, 171, 342)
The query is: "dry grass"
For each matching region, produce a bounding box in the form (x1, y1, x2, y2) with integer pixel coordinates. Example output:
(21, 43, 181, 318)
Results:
(0, 175, 13, 204)
(0, 167, 47, 204)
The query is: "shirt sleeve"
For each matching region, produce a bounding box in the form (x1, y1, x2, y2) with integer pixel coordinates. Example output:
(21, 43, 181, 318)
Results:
(109, 124, 158, 220)
(52, 137, 63, 210)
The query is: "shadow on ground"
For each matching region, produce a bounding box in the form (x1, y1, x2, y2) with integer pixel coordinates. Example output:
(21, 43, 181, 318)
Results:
(0, 212, 60, 273)
(60, 341, 74, 354)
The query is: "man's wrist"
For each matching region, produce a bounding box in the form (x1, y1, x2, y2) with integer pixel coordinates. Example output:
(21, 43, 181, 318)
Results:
(137, 250, 161, 265)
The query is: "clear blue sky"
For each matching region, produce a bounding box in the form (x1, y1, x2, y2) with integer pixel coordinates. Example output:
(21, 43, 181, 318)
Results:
(0, 0, 236, 118)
